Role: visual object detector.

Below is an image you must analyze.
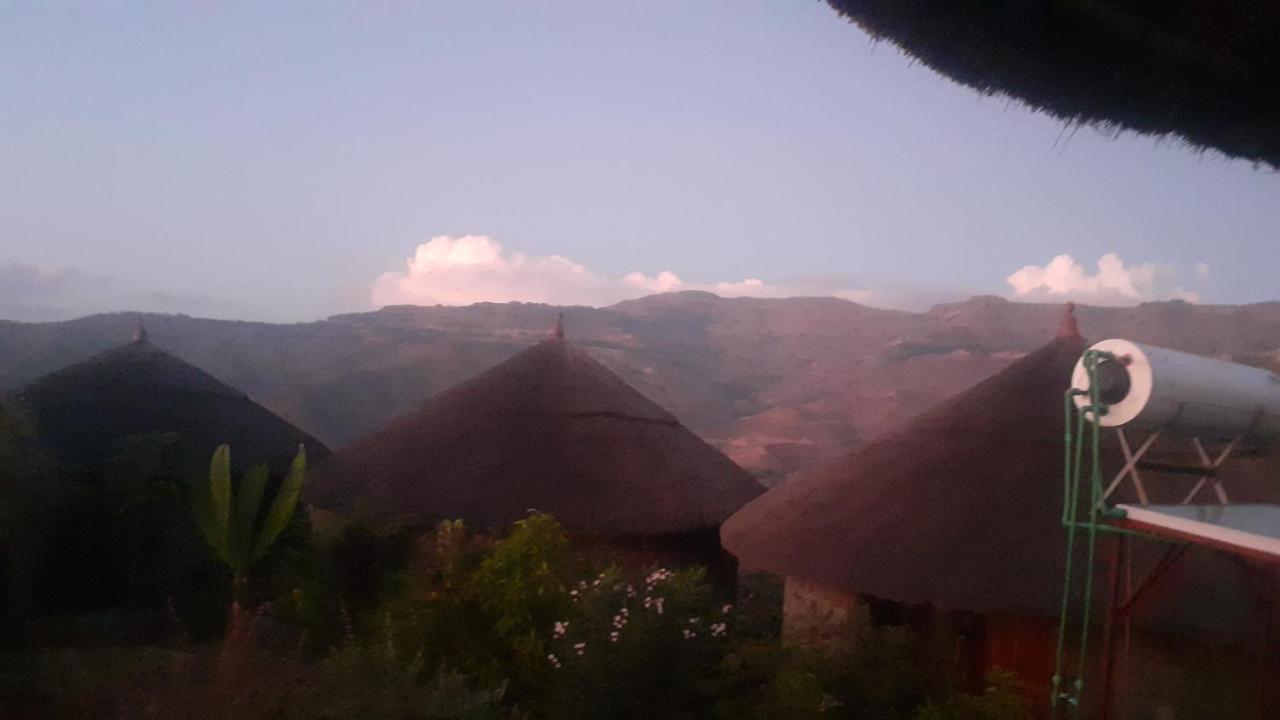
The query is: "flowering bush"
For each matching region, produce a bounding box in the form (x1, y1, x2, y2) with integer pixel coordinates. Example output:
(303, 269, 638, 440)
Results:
(4, 503, 1039, 720)
(359, 514, 735, 718)
(537, 564, 733, 718)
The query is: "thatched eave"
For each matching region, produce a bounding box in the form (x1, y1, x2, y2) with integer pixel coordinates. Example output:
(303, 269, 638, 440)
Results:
(826, 0, 1280, 168)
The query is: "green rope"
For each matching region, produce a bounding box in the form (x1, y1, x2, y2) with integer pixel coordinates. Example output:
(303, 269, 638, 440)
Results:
(1051, 388, 1082, 705)
(1074, 380, 1105, 702)
(1051, 349, 1113, 713)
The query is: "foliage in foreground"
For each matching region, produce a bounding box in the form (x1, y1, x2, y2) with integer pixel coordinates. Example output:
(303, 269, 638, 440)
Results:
(1, 422, 1037, 719)
(193, 444, 308, 586)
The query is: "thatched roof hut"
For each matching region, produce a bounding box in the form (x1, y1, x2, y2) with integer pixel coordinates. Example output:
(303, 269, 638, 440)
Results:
(723, 308, 1091, 616)
(19, 326, 329, 476)
(307, 324, 764, 538)
(723, 304, 1279, 616)
(826, 0, 1280, 167)
(722, 305, 1280, 714)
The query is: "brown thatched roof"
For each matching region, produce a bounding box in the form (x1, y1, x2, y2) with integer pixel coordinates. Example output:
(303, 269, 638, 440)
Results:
(19, 332, 329, 476)
(826, 0, 1280, 168)
(723, 331, 1089, 616)
(306, 335, 764, 536)
(724, 307, 1280, 622)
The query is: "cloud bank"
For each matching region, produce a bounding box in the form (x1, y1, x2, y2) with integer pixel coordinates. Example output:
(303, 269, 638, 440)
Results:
(0, 260, 232, 322)
(371, 236, 875, 308)
(1005, 253, 1208, 305)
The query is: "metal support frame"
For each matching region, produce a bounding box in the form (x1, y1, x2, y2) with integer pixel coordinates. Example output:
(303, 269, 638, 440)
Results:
(1097, 539, 1191, 719)
(1052, 349, 1264, 717)
(1104, 429, 1240, 506)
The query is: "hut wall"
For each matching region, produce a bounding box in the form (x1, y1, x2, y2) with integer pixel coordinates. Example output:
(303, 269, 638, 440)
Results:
(979, 612, 1275, 719)
(780, 582, 1274, 719)
(1108, 625, 1271, 720)
(980, 613, 1057, 713)
(781, 578, 860, 646)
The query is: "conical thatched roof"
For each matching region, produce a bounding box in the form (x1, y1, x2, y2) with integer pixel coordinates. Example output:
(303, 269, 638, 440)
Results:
(826, 0, 1280, 168)
(307, 334, 764, 536)
(19, 331, 329, 476)
(724, 305, 1280, 620)
(723, 329, 1088, 616)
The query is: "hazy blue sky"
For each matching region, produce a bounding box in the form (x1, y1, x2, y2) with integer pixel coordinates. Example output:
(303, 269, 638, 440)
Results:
(2, 1, 1277, 322)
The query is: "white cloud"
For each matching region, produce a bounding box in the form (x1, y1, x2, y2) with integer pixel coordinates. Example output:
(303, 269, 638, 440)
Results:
(371, 236, 619, 307)
(622, 270, 684, 294)
(371, 235, 877, 308)
(1005, 253, 1207, 305)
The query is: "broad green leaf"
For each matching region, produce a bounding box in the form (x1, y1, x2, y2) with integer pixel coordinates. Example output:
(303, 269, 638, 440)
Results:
(251, 445, 306, 562)
(208, 444, 232, 554)
(232, 463, 268, 572)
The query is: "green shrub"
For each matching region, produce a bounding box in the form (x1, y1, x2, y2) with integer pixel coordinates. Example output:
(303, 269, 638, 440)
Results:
(911, 671, 1033, 720)
(0, 398, 68, 630)
(713, 643, 831, 719)
(192, 444, 307, 592)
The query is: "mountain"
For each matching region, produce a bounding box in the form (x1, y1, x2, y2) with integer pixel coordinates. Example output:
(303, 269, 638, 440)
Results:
(4, 293, 1280, 485)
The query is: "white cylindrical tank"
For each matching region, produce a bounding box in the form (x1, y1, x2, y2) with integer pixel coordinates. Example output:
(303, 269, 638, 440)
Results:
(1071, 339, 1280, 439)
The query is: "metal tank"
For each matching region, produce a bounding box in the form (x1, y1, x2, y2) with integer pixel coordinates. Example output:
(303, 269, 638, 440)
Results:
(1070, 338, 1280, 439)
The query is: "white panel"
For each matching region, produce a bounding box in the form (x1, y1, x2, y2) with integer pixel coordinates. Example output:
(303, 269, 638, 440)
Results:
(1117, 504, 1280, 559)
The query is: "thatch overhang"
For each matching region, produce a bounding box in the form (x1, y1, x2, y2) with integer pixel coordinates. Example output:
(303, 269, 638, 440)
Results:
(826, 0, 1280, 168)
(306, 333, 764, 537)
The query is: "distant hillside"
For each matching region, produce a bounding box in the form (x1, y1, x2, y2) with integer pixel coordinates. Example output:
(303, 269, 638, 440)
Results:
(4, 293, 1280, 485)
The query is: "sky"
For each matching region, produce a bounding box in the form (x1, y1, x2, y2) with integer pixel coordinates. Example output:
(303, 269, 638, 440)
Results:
(2, 1, 1277, 323)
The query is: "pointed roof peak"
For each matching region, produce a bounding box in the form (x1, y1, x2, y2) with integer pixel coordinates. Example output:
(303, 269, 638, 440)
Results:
(550, 312, 565, 340)
(306, 325, 763, 536)
(20, 329, 329, 476)
(132, 320, 149, 344)
(1056, 301, 1081, 339)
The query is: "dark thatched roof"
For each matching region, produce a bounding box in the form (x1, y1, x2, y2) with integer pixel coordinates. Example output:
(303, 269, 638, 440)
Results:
(19, 332, 329, 477)
(723, 331, 1089, 616)
(723, 309, 1280, 621)
(306, 335, 764, 537)
(826, 0, 1280, 168)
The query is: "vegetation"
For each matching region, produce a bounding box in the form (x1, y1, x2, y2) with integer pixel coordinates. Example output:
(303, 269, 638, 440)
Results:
(193, 444, 307, 598)
(0, 437, 1034, 719)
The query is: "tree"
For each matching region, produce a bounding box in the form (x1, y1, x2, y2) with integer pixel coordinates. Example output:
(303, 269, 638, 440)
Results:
(191, 444, 306, 602)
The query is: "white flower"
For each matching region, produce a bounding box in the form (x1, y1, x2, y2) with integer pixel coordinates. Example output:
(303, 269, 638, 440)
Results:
(547, 653, 562, 668)
(721, 603, 733, 615)
(610, 631, 620, 643)
(573, 642, 587, 656)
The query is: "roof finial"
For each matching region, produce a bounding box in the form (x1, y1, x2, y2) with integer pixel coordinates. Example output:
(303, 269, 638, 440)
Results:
(1056, 302, 1081, 339)
(132, 320, 148, 344)
(550, 313, 565, 340)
